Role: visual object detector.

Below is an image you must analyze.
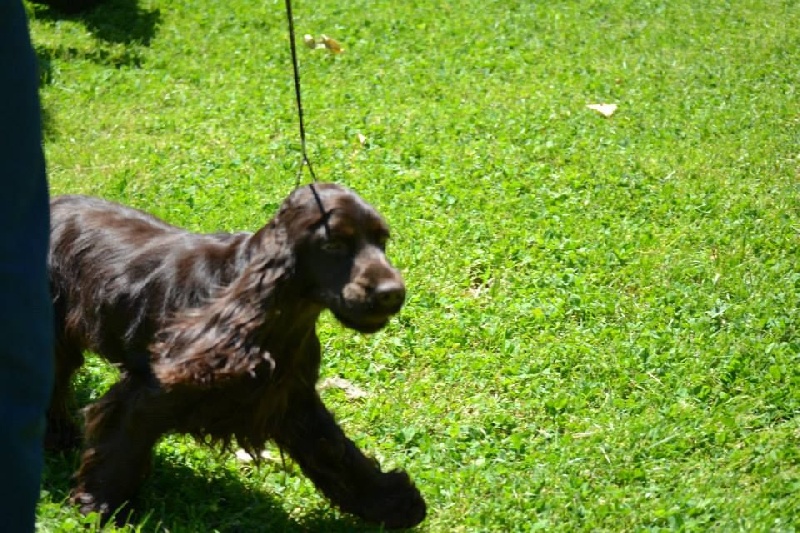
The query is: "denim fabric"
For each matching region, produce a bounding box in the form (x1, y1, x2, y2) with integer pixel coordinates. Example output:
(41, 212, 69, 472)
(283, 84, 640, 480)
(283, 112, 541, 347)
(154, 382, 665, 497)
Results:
(0, 1, 55, 531)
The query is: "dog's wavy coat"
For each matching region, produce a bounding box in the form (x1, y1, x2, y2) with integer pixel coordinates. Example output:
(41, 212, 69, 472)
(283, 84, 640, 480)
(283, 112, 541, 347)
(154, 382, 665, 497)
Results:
(47, 183, 425, 529)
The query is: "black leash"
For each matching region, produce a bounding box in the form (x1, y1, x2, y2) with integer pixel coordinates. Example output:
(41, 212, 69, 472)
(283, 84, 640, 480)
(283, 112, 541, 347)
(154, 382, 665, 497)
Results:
(284, 0, 318, 186)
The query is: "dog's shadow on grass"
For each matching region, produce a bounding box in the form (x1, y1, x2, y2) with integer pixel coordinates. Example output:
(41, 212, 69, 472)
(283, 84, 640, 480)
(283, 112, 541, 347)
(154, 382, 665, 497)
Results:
(31, 0, 161, 47)
(42, 373, 386, 532)
(43, 449, 382, 532)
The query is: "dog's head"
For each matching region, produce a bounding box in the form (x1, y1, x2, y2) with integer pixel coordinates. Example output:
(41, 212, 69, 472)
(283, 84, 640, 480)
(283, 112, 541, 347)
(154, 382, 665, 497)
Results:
(275, 183, 406, 333)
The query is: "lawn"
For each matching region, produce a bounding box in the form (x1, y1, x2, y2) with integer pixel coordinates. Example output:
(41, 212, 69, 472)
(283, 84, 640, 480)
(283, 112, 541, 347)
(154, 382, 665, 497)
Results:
(27, 0, 800, 531)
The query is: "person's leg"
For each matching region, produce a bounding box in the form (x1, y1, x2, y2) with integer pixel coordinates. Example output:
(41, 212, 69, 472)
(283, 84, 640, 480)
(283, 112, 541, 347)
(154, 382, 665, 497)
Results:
(0, 2, 55, 531)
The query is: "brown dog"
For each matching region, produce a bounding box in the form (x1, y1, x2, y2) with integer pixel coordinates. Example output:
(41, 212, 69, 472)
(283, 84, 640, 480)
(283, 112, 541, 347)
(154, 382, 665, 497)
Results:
(47, 183, 425, 528)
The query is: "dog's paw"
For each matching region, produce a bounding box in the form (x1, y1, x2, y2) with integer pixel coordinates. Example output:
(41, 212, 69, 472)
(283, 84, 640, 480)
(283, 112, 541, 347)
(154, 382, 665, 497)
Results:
(71, 489, 134, 525)
(350, 469, 427, 529)
(70, 490, 111, 517)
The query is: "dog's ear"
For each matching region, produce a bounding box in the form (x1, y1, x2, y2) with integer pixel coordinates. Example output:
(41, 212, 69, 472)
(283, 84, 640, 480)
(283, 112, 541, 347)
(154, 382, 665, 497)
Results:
(246, 225, 296, 298)
(150, 282, 280, 391)
(152, 340, 275, 390)
(150, 187, 328, 391)
(150, 240, 293, 390)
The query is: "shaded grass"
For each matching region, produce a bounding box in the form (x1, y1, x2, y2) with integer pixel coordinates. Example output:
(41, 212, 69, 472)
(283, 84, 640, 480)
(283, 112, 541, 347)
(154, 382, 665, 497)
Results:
(28, 0, 800, 530)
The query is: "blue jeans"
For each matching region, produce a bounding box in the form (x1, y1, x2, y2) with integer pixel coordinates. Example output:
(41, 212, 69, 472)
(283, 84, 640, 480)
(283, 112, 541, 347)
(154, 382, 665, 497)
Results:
(0, 1, 55, 531)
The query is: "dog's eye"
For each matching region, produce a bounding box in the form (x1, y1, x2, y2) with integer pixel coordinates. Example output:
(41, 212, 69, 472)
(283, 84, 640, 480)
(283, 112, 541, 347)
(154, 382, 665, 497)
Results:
(321, 239, 349, 254)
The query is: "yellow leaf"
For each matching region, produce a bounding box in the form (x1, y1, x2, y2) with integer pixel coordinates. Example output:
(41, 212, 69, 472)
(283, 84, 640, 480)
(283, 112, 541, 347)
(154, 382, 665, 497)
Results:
(320, 34, 344, 54)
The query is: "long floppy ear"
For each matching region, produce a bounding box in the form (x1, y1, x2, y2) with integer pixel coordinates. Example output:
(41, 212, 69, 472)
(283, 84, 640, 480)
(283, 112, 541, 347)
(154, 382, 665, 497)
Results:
(150, 184, 331, 390)
(151, 225, 296, 390)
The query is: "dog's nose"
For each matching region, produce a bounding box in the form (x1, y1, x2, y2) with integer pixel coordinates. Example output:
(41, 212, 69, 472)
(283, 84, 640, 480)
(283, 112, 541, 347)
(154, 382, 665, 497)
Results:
(374, 280, 406, 313)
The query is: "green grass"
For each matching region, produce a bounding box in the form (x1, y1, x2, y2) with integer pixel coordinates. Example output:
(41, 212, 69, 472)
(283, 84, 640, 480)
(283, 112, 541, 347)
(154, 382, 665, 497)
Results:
(28, 0, 800, 530)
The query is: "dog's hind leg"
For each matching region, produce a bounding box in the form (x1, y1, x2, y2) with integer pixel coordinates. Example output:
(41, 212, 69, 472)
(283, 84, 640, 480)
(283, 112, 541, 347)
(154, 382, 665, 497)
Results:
(45, 339, 84, 451)
(273, 392, 426, 529)
(71, 374, 165, 523)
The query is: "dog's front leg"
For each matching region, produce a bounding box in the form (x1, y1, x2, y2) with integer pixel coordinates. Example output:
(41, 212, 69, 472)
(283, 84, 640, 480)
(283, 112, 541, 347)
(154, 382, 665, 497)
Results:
(274, 391, 426, 529)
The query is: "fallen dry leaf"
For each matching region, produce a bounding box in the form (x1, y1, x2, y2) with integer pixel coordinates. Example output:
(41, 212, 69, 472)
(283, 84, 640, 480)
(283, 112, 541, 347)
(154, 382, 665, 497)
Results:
(587, 103, 618, 117)
(320, 34, 344, 54)
(319, 376, 369, 399)
(303, 34, 345, 54)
